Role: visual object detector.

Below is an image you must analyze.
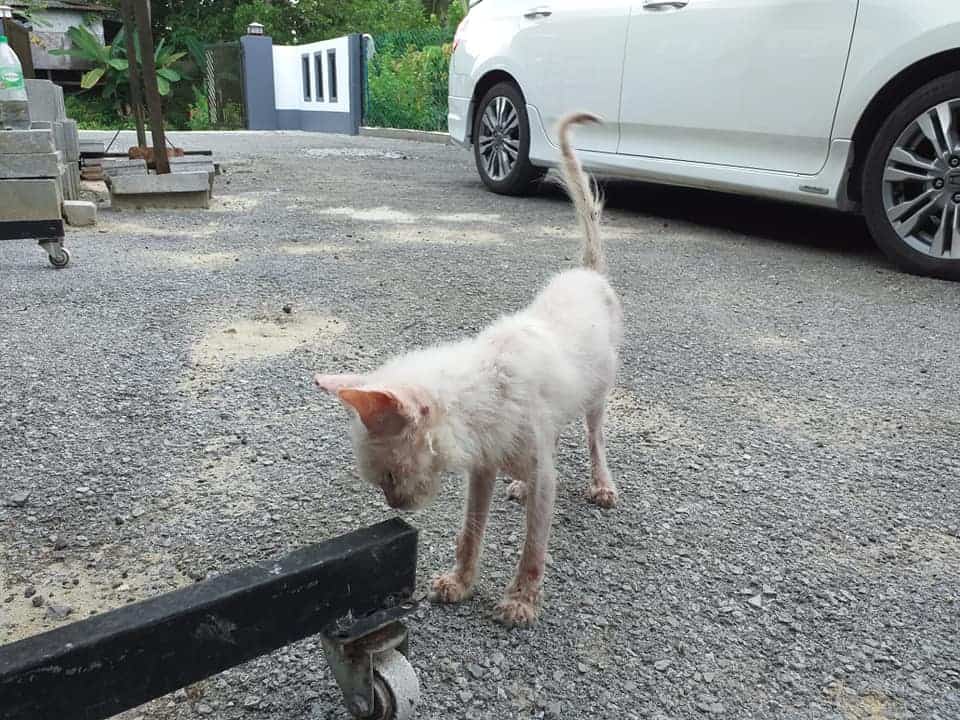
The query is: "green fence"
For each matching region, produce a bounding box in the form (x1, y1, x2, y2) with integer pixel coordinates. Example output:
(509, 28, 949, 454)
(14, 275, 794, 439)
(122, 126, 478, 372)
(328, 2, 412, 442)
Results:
(363, 28, 454, 132)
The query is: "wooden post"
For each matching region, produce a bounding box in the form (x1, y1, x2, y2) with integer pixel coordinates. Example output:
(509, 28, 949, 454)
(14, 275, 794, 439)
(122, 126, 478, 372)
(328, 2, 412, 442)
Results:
(118, 0, 146, 148)
(131, 0, 169, 174)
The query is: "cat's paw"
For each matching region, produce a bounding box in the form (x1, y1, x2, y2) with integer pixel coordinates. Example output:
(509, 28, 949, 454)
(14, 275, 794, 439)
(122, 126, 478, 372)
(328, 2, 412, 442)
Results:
(506, 480, 527, 505)
(431, 573, 471, 604)
(496, 596, 539, 627)
(587, 484, 618, 509)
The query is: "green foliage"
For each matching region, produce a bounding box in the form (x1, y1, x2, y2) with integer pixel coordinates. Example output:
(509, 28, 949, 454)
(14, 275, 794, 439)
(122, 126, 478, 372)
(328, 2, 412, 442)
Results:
(186, 85, 211, 131)
(365, 42, 452, 131)
(64, 92, 132, 130)
(51, 25, 188, 105)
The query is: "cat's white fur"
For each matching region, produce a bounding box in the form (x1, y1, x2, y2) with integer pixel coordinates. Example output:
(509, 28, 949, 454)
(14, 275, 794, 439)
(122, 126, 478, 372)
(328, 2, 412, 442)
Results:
(315, 113, 622, 625)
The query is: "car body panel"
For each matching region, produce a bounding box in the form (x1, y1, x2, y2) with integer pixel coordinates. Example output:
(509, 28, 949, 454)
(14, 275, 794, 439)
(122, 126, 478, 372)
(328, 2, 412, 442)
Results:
(617, 0, 858, 175)
(448, 0, 960, 210)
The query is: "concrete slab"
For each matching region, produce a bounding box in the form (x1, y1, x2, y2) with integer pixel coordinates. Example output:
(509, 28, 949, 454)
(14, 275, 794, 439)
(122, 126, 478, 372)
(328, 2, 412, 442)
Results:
(60, 120, 80, 162)
(0, 129, 56, 154)
(62, 200, 97, 226)
(110, 171, 210, 195)
(0, 153, 60, 179)
(80, 180, 109, 206)
(25, 80, 66, 123)
(109, 171, 211, 210)
(0, 179, 62, 221)
(102, 159, 149, 178)
(111, 191, 209, 210)
(79, 140, 106, 154)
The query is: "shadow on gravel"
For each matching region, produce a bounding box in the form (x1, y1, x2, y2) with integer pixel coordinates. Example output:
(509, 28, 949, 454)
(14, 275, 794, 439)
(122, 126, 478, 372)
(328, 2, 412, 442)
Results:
(534, 176, 884, 262)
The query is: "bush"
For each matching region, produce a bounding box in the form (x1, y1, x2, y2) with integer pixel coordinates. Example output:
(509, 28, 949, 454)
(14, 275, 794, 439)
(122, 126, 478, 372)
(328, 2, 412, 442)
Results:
(365, 37, 452, 131)
(64, 92, 131, 130)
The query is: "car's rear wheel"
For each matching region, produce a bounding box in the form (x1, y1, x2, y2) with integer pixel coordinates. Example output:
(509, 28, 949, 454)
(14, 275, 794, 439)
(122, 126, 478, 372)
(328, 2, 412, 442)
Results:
(862, 72, 960, 280)
(473, 82, 545, 195)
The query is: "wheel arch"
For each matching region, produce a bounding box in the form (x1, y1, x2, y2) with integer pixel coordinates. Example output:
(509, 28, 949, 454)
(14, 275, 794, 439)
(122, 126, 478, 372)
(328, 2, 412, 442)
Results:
(847, 48, 960, 203)
(468, 70, 524, 143)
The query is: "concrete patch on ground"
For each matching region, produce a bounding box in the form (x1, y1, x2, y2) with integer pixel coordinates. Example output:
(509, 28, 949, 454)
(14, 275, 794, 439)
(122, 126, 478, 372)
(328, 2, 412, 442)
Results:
(605, 387, 700, 448)
(279, 241, 354, 256)
(104, 219, 221, 240)
(317, 206, 417, 224)
(435, 212, 504, 224)
(374, 225, 506, 246)
(160, 250, 240, 269)
(211, 194, 262, 213)
(752, 334, 802, 352)
(823, 528, 960, 580)
(182, 311, 345, 391)
(305, 147, 408, 160)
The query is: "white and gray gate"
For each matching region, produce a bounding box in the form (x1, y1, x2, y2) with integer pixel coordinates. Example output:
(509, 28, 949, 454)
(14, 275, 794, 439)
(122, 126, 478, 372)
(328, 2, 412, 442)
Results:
(240, 30, 364, 134)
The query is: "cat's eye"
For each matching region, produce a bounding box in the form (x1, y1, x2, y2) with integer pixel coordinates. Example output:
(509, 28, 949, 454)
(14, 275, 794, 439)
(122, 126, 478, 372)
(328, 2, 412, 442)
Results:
(384, 471, 395, 486)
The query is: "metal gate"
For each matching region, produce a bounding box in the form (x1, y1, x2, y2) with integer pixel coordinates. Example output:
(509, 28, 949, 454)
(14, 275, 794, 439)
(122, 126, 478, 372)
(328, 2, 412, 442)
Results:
(203, 41, 246, 129)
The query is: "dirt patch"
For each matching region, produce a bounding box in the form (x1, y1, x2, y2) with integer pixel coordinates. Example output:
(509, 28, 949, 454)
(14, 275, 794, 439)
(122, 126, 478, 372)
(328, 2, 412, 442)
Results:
(1, 546, 191, 645)
(183, 311, 346, 391)
(821, 528, 960, 580)
(824, 681, 902, 720)
(605, 387, 701, 448)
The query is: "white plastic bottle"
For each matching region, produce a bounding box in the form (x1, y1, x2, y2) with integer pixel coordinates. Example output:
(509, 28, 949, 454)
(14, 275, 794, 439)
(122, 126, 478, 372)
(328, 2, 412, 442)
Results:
(0, 34, 30, 130)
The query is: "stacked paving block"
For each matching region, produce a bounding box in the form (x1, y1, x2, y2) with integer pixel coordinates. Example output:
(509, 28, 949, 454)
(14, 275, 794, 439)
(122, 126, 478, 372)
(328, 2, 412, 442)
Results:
(0, 128, 61, 221)
(0, 126, 70, 266)
(25, 79, 81, 202)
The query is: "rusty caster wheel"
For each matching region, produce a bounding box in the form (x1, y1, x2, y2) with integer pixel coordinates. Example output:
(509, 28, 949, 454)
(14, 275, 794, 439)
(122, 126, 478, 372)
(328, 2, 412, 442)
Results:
(353, 649, 419, 720)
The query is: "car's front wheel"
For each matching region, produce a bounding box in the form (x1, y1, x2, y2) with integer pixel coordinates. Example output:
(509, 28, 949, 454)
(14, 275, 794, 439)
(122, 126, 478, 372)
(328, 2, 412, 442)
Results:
(862, 72, 960, 280)
(473, 82, 545, 195)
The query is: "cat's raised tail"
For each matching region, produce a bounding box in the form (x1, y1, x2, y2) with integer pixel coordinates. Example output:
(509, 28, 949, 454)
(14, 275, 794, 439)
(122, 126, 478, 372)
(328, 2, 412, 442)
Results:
(557, 112, 605, 274)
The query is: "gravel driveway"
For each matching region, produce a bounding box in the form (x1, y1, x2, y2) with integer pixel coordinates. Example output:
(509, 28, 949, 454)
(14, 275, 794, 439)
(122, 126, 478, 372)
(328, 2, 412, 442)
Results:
(1, 130, 958, 720)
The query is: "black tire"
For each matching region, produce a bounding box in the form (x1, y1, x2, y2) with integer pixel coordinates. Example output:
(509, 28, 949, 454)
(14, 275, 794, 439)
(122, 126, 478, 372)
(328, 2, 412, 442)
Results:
(862, 71, 960, 280)
(473, 81, 545, 195)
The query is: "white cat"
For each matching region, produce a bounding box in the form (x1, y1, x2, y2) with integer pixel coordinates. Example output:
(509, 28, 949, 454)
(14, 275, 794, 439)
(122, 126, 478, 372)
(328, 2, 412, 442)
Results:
(314, 112, 622, 625)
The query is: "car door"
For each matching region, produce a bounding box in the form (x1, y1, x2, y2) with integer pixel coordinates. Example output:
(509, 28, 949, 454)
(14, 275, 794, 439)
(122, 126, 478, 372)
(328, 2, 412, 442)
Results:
(509, 0, 632, 154)
(617, 0, 859, 174)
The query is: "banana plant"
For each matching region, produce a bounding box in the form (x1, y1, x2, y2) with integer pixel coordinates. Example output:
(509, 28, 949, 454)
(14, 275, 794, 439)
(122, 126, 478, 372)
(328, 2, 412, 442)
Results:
(51, 25, 186, 99)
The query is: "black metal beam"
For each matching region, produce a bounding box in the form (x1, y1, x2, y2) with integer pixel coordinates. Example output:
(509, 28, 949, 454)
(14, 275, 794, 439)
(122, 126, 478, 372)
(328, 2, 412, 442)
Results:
(0, 519, 418, 720)
(0, 220, 63, 242)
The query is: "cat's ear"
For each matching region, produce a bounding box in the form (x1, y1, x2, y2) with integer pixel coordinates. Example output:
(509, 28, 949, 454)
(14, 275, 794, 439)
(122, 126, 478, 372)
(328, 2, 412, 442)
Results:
(337, 388, 409, 435)
(314, 373, 365, 394)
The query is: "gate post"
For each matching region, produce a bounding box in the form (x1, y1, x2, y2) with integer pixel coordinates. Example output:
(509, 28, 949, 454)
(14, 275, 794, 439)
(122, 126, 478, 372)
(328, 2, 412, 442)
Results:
(240, 27, 278, 130)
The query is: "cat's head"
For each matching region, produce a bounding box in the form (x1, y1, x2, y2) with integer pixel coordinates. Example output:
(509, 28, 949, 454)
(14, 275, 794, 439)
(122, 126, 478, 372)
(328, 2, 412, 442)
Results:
(314, 373, 442, 511)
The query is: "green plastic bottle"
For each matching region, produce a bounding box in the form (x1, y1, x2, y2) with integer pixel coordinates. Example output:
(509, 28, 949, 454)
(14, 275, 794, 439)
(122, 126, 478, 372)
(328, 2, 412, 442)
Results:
(0, 34, 31, 130)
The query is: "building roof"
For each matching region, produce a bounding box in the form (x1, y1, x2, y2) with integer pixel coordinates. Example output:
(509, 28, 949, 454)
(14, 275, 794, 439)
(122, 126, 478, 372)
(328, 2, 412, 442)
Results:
(10, 1, 112, 12)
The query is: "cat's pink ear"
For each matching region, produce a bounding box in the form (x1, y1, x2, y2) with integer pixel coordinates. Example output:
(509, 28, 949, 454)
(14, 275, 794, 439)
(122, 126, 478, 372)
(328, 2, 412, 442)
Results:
(314, 373, 365, 394)
(337, 388, 408, 435)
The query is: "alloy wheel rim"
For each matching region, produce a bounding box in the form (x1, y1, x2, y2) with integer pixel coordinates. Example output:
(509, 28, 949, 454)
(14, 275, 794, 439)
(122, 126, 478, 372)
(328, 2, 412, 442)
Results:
(478, 96, 520, 181)
(883, 99, 960, 259)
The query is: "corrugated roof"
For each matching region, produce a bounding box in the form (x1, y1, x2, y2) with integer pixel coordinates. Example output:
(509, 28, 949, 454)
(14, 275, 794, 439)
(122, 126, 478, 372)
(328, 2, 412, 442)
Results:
(10, 1, 112, 12)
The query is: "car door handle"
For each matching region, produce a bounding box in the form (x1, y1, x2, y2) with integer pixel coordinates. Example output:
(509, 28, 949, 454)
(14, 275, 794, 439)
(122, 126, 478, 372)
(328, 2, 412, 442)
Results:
(523, 6, 552, 19)
(642, 0, 688, 10)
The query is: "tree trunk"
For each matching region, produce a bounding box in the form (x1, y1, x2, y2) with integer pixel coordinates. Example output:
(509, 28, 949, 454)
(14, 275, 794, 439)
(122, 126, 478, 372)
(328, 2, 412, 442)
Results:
(131, 0, 169, 174)
(118, 0, 146, 148)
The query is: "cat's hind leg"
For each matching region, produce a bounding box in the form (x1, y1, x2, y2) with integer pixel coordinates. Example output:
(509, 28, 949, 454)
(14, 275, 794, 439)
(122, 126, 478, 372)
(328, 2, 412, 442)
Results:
(585, 401, 618, 509)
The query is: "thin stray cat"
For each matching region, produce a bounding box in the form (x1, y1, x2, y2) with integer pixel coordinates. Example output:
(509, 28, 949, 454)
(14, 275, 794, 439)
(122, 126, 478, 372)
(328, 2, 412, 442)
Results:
(314, 112, 622, 625)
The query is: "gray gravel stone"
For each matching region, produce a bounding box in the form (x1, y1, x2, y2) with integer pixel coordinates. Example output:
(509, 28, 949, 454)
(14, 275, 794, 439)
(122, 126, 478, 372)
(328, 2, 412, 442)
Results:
(0, 129, 958, 720)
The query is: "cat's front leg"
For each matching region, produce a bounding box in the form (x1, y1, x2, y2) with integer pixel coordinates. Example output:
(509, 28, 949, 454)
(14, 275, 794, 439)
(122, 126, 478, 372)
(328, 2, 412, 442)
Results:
(498, 446, 557, 626)
(432, 466, 496, 603)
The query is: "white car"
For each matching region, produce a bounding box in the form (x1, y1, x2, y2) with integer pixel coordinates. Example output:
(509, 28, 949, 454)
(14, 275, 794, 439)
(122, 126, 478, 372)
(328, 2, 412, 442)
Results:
(448, 0, 960, 280)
